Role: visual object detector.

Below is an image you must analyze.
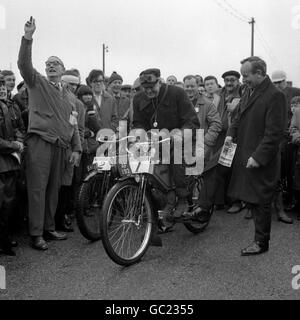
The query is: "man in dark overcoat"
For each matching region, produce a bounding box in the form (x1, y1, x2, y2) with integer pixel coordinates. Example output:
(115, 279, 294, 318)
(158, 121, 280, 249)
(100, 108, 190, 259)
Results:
(227, 56, 287, 256)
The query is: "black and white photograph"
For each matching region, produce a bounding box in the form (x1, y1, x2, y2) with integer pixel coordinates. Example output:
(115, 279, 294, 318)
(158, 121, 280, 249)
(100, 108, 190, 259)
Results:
(0, 0, 300, 304)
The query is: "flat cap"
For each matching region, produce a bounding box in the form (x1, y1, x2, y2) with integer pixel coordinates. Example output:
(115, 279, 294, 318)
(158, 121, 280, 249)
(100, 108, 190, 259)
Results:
(222, 70, 241, 79)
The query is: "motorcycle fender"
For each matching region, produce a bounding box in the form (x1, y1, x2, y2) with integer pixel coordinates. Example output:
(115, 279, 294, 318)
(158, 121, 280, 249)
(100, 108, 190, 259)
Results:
(117, 176, 136, 183)
(83, 170, 98, 182)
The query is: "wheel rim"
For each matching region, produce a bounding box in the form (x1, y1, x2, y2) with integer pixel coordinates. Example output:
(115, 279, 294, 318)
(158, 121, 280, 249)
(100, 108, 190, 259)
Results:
(105, 184, 152, 261)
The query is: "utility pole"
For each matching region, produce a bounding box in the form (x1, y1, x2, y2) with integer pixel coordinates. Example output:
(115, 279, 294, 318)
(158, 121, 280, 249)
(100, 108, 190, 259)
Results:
(102, 44, 109, 76)
(249, 17, 255, 56)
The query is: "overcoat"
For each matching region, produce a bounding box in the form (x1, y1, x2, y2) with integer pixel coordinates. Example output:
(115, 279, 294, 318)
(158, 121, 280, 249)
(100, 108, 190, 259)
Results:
(227, 76, 287, 205)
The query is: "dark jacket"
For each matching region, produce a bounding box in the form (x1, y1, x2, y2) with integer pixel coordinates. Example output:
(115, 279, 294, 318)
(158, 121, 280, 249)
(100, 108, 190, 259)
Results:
(82, 110, 102, 154)
(132, 84, 200, 131)
(227, 76, 287, 204)
(93, 91, 119, 132)
(18, 37, 82, 152)
(0, 100, 25, 173)
(213, 85, 242, 153)
(192, 93, 222, 147)
(107, 90, 131, 121)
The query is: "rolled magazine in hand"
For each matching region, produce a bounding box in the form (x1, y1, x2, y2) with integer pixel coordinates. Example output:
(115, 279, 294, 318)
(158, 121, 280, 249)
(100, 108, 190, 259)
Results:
(218, 142, 237, 168)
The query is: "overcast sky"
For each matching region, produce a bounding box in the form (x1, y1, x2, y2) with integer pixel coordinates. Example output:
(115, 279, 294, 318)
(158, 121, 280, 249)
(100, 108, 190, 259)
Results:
(1, 0, 300, 88)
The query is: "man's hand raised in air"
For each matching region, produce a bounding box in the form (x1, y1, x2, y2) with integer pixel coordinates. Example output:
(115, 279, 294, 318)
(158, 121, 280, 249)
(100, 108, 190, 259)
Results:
(24, 16, 36, 40)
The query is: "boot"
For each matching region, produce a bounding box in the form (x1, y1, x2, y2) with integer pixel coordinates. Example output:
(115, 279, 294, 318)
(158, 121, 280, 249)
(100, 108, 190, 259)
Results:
(274, 192, 293, 224)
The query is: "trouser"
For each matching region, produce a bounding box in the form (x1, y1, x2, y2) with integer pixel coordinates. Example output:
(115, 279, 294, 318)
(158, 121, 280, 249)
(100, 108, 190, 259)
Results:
(171, 164, 194, 199)
(198, 164, 232, 210)
(0, 171, 17, 248)
(26, 135, 68, 236)
(246, 203, 272, 244)
(281, 142, 297, 203)
(55, 153, 95, 226)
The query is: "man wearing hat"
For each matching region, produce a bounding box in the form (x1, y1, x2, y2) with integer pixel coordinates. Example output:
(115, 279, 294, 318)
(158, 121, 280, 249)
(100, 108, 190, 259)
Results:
(107, 72, 131, 124)
(61, 69, 81, 95)
(133, 69, 200, 237)
(272, 71, 300, 107)
(18, 17, 82, 250)
(121, 85, 132, 100)
(212, 70, 244, 214)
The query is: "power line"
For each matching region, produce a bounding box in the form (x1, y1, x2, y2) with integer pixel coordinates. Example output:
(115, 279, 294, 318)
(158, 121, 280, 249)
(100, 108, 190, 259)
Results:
(255, 23, 283, 69)
(213, 0, 250, 23)
(223, 0, 250, 22)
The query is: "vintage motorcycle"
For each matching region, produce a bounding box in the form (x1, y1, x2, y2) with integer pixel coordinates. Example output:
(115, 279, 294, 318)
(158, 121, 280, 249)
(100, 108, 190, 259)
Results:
(100, 136, 213, 266)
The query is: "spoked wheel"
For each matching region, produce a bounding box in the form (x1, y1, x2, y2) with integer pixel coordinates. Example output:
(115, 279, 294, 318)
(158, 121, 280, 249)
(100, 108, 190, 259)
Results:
(184, 176, 213, 234)
(100, 180, 154, 266)
(76, 173, 104, 241)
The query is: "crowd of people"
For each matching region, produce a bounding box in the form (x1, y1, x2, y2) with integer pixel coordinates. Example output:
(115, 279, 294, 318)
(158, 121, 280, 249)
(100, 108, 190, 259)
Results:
(1, 17, 300, 257)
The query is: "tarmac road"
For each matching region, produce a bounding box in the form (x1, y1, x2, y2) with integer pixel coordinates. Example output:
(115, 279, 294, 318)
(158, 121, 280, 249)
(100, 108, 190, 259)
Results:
(0, 208, 299, 300)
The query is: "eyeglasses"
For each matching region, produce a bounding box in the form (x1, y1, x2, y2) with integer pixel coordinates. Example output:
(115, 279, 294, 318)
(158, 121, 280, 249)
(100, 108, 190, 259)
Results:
(45, 61, 62, 67)
(139, 74, 159, 85)
(92, 80, 104, 84)
(273, 80, 284, 85)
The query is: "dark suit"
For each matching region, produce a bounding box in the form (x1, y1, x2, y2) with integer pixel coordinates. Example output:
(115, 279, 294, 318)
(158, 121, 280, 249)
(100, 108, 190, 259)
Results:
(227, 76, 287, 243)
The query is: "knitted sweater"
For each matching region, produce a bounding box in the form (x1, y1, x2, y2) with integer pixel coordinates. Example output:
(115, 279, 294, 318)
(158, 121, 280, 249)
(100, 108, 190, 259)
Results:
(18, 37, 82, 152)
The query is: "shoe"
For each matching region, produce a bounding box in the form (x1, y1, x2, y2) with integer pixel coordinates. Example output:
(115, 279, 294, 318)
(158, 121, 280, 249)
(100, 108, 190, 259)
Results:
(277, 211, 293, 224)
(56, 222, 74, 233)
(31, 236, 48, 251)
(244, 209, 253, 220)
(44, 231, 67, 241)
(241, 241, 269, 256)
(227, 203, 245, 214)
(149, 233, 163, 247)
(182, 206, 211, 223)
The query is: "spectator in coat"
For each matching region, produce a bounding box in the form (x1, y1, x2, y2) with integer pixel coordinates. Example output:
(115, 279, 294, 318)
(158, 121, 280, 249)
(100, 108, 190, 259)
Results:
(289, 97, 300, 220)
(227, 57, 287, 256)
(107, 72, 131, 124)
(215, 70, 244, 214)
(18, 17, 82, 251)
(183, 75, 222, 163)
(61, 69, 81, 95)
(272, 70, 300, 208)
(55, 73, 86, 232)
(0, 74, 25, 256)
(86, 69, 119, 132)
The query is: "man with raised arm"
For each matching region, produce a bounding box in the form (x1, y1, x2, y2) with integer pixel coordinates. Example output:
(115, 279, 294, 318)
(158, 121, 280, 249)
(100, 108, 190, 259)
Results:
(18, 17, 82, 251)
